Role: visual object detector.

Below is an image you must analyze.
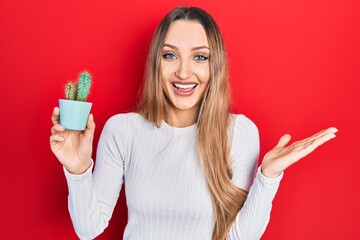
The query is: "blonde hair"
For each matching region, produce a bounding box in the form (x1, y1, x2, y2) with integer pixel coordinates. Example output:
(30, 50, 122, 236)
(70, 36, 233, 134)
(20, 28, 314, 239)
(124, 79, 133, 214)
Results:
(137, 6, 248, 240)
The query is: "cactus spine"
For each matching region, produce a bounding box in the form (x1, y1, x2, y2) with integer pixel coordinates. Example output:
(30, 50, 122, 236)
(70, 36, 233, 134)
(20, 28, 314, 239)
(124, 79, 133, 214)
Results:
(65, 71, 92, 101)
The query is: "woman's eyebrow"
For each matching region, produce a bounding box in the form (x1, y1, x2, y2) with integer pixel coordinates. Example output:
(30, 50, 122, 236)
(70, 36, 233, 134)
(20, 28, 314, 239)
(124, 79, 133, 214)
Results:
(163, 43, 210, 51)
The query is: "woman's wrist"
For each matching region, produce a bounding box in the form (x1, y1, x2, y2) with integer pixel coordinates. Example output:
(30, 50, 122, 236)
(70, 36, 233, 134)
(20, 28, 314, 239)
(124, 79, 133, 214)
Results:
(260, 166, 282, 178)
(65, 161, 92, 175)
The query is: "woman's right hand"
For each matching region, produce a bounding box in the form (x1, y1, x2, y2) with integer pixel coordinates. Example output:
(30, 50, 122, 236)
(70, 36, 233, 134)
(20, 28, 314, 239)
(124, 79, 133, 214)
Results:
(50, 107, 95, 175)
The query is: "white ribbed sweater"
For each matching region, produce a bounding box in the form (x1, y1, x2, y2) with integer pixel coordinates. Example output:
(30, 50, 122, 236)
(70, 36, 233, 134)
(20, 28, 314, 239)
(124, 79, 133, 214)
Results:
(64, 113, 283, 240)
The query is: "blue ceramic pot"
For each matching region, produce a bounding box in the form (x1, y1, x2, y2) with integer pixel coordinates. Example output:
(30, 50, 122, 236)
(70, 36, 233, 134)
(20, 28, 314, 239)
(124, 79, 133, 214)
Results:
(59, 99, 92, 130)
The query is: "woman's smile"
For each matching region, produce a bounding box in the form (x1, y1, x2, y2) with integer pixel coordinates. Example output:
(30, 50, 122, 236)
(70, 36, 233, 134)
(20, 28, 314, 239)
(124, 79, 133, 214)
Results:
(171, 81, 199, 96)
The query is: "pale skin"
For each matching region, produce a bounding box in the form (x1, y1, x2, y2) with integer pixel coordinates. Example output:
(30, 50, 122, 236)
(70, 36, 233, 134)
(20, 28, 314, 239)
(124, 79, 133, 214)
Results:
(50, 20, 337, 178)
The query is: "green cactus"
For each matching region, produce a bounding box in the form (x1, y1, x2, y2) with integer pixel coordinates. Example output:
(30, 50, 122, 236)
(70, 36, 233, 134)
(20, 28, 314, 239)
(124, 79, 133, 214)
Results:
(65, 82, 78, 100)
(77, 71, 92, 101)
(64, 71, 92, 101)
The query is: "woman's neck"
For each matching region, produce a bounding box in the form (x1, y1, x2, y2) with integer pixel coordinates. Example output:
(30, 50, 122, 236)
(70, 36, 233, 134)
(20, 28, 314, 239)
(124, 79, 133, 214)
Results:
(166, 107, 198, 128)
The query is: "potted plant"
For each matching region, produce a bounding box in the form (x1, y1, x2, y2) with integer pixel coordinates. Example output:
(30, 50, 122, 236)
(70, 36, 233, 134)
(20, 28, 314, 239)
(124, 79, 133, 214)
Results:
(59, 71, 92, 130)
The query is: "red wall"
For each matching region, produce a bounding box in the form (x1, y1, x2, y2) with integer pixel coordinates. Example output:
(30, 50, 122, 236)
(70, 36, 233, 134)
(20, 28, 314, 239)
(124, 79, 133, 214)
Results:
(0, 0, 359, 239)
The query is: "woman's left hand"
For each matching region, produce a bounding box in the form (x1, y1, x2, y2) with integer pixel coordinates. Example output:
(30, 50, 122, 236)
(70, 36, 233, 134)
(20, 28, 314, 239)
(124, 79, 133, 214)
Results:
(261, 127, 338, 178)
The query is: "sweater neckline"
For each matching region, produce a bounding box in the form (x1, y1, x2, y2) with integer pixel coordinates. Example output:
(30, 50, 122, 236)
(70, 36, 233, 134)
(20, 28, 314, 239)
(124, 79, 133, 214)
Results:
(160, 120, 197, 134)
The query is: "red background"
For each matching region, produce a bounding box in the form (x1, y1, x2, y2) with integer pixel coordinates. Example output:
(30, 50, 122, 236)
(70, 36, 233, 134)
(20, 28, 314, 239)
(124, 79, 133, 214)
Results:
(0, 0, 359, 239)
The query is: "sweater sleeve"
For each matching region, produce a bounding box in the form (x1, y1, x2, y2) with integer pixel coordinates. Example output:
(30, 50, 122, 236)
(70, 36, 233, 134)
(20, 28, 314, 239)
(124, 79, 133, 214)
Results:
(63, 114, 128, 239)
(226, 115, 283, 240)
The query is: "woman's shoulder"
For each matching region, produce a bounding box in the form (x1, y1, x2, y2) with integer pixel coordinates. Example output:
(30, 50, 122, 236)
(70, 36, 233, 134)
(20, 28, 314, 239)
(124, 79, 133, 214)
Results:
(104, 112, 154, 132)
(230, 114, 259, 136)
(106, 112, 142, 123)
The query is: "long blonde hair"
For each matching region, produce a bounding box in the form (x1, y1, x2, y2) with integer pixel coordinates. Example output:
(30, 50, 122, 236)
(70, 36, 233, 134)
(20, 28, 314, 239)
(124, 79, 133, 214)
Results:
(137, 6, 248, 240)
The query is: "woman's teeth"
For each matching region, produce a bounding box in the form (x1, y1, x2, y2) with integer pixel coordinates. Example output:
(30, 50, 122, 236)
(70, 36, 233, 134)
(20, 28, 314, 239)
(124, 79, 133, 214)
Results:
(173, 83, 197, 89)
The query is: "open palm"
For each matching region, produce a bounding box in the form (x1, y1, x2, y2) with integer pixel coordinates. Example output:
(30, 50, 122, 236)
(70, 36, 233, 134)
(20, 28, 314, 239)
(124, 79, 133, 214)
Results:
(261, 127, 338, 178)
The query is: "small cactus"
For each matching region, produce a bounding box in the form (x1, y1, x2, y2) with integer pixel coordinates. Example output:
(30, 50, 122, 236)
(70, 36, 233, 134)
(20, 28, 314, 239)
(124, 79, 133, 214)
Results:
(77, 72, 92, 101)
(65, 82, 78, 100)
(65, 71, 92, 101)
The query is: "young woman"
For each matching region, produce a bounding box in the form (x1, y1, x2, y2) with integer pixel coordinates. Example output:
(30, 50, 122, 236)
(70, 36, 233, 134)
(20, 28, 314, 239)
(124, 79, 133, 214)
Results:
(50, 6, 337, 240)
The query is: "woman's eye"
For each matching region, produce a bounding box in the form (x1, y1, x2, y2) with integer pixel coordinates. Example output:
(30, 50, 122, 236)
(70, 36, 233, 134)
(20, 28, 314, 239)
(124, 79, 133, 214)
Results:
(194, 55, 209, 61)
(163, 53, 176, 59)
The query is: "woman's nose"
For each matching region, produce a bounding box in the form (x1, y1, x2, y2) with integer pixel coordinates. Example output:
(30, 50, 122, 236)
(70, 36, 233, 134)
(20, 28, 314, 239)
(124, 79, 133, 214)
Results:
(175, 60, 193, 79)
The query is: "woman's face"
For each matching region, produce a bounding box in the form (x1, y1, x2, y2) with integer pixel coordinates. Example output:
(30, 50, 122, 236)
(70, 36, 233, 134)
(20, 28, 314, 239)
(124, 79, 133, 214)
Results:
(160, 20, 210, 120)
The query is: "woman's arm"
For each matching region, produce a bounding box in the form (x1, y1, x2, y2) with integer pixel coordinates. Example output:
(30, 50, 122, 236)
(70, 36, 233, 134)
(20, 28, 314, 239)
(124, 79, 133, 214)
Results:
(63, 114, 128, 239)
(227, 165, 283, 240)
(227, 115, 279, 239)
(227, 115, 337, 239)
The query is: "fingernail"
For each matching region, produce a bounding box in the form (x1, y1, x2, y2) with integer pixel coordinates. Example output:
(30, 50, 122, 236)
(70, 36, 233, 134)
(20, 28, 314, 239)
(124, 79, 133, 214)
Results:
(59, 136, 65, 141)
(58, 125, 64, 130)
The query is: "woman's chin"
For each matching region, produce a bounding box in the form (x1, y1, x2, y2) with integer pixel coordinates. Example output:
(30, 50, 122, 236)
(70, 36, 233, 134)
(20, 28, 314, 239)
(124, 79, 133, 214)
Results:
(169, 102, 199, 112)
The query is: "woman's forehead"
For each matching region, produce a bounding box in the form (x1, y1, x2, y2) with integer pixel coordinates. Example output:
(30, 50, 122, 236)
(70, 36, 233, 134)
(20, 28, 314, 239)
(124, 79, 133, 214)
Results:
(163, 20, 209, 49)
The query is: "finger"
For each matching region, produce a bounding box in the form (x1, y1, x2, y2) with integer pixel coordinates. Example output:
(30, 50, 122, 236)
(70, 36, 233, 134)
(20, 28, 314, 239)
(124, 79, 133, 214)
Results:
(301, 127, 338, 144)
(51, 124, 65, 135)
(276, 134, 292, 147)
(50, 134, 65, 143)
(84, 113, 95, 140)
(300, 132, 336, 154)
(51, 107, 60, 125)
